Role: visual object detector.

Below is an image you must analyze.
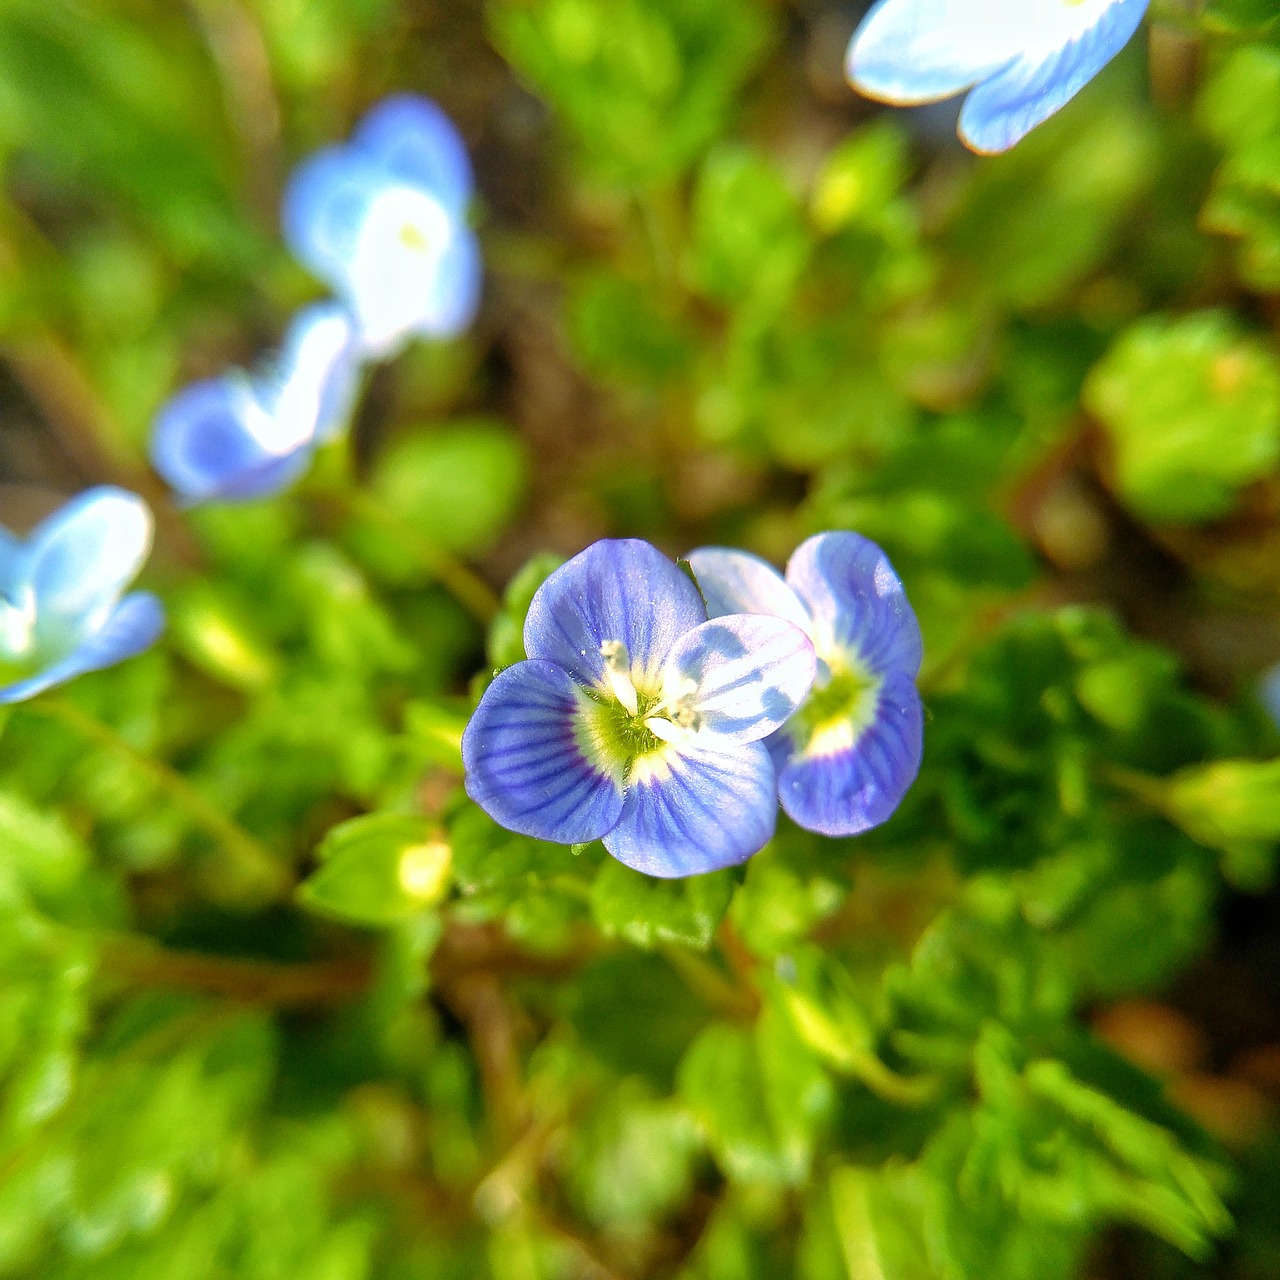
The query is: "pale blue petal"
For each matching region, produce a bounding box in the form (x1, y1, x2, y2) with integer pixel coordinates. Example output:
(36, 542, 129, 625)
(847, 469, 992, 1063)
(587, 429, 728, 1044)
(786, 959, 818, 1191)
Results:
(958, 0, 1149, 153)
(685, 547, 811, 630)
(412, 225, 483, 341)
(463, 660, 625, 845)
(847, 0, 1025, 105)
(661, 615, 816, 746)
(351, 94, 474, 216)
(271, 302, 362, 446)
(0, 592, 164, 705)
(604, 741, 776, 878)
(150, 379, 311, 504)
(0, 526, 24, 604)
(524, 540, 707, 691)
(281, 147, 387, 290)
(785, 532, 922, 678)
(27, 488, 153, 650)
(776, 672, 923, 837)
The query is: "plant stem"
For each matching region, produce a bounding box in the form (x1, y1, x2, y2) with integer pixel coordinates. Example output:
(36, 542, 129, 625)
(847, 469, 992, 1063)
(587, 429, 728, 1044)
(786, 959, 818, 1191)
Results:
(335, 489, 502, 624)
(26, 698, 289, 899)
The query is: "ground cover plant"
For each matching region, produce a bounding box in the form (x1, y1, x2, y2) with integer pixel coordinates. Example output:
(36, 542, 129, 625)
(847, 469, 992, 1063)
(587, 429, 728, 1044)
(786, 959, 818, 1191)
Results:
(0, 1, 1276, 1277)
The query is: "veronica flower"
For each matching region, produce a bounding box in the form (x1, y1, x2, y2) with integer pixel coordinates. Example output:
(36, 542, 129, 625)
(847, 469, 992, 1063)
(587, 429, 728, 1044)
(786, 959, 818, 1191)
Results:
(847, 0, 1150, 154)
(151, 303, 359, 504)
(282, 94, 482, 358)
(462, 540, 818, 878)
(0, 488, 164, 704)
(687, 533, 923, 837)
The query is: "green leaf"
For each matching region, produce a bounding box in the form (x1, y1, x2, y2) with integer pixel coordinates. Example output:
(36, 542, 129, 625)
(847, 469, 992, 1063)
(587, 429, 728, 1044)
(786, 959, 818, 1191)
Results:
(589, 859, 734, 950)
(1085, 311, 1280, 522)
(298, 813, 450, 927)
(486, 552, 565, 670)
(366, 421, 529, 562)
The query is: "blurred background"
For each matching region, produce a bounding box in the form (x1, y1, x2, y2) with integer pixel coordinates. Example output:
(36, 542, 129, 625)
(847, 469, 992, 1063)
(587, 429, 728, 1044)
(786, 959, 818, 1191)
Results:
(0, 1, 1277, 1277)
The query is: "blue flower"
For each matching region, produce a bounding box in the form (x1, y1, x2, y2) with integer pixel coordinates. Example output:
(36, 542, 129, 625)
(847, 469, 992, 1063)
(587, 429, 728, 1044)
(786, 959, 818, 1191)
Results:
(462, 539, 818, 878)
(282, 95, 482, 358)
(151, 302, 359, 504)
(687, 533, 923, 838)
(847, 0, 1150, 154)
(0, 487, 164, 704)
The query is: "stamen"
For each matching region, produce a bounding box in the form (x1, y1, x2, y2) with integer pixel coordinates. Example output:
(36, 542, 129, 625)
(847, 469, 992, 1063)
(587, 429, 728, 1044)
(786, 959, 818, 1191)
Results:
(599, 639, 639, 716)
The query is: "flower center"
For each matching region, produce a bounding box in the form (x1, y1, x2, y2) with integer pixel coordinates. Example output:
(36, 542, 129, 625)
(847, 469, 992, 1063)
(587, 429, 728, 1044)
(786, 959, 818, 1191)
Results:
(574, 640, 696, 785)
(787, 655, 881, 757)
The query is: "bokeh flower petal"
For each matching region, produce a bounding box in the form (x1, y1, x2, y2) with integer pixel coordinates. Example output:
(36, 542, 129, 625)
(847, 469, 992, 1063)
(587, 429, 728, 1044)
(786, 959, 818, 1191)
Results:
(0, 591, 164, 705)
(776, 671, 923, 837)
(463, 660, 625, 845)
(151, 379, 310, 504)
(524, 540, 706, 690)
(604, 740, 776, 877)
(958, 0, 1149, 153)
(847, 0, 1027, 105)
(27, 488, 153, 648)
(351, 93, 474, 216)
(661, 615, 816, 745)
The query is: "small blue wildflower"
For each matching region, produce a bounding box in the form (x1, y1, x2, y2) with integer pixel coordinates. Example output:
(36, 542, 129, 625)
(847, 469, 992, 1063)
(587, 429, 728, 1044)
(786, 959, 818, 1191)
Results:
(151, 303, 359, 504)
(687, 533, 923, 838)
(282, 94, 482, 358)
(0, 487, 164, 704)
(847, 0, 1149, 154)
(463, 539, 818, 878)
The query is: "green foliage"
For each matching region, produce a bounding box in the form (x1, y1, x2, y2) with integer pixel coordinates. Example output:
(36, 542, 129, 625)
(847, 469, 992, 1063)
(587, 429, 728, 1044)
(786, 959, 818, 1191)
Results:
(0, 1, 1274, 1278)
(1084, 312, 1280, 522)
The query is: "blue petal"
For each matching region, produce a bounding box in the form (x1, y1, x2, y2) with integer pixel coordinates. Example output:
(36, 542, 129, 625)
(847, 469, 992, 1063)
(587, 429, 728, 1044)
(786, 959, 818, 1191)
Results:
(847, 0, 1026, 105)
(281, 147, 389, 291)
(351, 94, 474, 216)
(0, 592, 164, 705)
(270, 302, 362, 446)
(0, 526, 24, 604)
(413, 225, 483, 341)
(150, 379, 311, 504)
(785, 532, 922, 678)
(660, 615, 816, 746)
(463, 659, 625, 845)
(958, 0, 1149, 153)
(604, 740, 776, 878)
(685, 547, 811, 630)
(776, 672, 923, 837)
(524, 540, 707, 691)
(26, 488, 153, 650)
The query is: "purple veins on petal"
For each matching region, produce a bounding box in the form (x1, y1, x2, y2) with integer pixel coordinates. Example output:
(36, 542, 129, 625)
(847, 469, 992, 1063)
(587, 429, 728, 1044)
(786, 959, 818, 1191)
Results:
(462, 660, 626, 846)
(604, 739, 778, 878)
(777, 671, 924, 837)
(786, 532, 922, 678)
(524, 539, 707, 692)
(660, 614, 817, 746)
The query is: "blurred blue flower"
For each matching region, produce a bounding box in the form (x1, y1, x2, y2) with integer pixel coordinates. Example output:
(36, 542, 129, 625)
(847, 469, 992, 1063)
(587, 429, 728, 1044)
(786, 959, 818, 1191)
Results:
(1260, 664, 1280, 730)
(688, 533, 923, 837)
(0, 487, 164, 704)
(463, 539, 817, 878)
(151, 303, 359, 504)
(847, 0, 1149, 154)
(282, 95, 482, 358)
